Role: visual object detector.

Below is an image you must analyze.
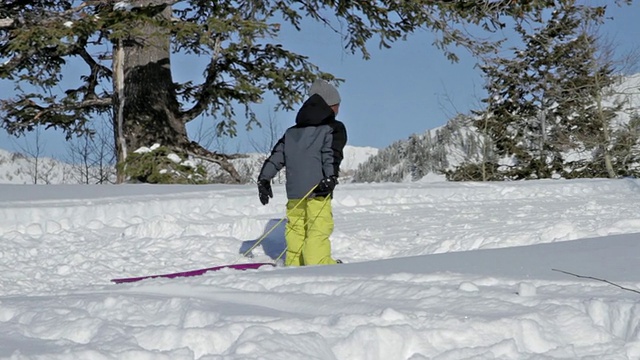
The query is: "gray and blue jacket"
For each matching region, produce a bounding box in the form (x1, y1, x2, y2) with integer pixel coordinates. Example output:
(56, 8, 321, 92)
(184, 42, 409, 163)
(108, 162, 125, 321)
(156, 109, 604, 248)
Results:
(258, 94, 347, 199)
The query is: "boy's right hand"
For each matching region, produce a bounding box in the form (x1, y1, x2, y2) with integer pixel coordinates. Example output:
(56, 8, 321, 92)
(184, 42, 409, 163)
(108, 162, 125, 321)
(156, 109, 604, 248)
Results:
(258, 180, 273, 205)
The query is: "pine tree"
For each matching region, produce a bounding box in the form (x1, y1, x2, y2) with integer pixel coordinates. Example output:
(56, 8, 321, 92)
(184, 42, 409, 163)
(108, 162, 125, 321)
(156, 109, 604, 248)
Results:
(473, 1, 613, 180)
(611, 112, 640, 177)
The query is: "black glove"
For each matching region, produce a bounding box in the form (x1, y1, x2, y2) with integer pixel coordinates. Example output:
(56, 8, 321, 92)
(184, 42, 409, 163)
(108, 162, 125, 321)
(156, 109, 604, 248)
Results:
(258, 180, 273, 205)
(316, 176, 338, 193)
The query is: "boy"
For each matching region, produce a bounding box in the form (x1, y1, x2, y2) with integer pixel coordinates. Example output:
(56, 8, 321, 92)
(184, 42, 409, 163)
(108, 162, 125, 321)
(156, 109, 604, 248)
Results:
(257, 79, 347, 266)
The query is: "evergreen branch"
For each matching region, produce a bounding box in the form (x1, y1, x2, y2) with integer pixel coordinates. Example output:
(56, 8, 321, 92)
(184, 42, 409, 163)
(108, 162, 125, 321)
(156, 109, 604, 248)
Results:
(552, 268, 640, 295)
(11, 1, 90, 27)
(298, 1, 340, 34)
(1, 2, 101, 76)
(30, 98, 112, 122)
(116, 0, 180, 9)
(0, 52, 23, 73)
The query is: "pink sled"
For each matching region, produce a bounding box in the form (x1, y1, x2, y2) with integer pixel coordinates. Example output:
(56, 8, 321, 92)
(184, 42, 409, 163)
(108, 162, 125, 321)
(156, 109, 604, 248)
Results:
(111, 262, 276, 284)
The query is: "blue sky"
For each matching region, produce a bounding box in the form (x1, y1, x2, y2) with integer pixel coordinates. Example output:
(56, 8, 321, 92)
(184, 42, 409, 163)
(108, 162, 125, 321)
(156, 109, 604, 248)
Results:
(1, 1, 639, 159)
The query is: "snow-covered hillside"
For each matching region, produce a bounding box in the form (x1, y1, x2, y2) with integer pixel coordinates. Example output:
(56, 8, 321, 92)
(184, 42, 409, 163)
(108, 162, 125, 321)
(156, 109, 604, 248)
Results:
(0, 145, 378, 184)
(354, 72, 640, 182)
(0, 148, 70, 184)
(340, 145, 379, 172)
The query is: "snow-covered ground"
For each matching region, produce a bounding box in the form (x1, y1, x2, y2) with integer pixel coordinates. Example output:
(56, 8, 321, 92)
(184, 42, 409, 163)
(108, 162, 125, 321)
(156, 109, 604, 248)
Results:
(2, 177, 640, 359)
(0, 145, 377, 185)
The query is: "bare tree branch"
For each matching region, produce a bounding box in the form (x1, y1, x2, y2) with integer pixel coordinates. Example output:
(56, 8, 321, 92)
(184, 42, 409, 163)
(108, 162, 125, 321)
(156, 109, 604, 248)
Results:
(185, 142, 247, 183)
(552, 268, 640, 295)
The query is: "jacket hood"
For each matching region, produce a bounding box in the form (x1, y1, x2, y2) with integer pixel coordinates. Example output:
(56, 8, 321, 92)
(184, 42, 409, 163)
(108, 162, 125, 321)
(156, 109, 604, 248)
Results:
(295, 94, 335, 126)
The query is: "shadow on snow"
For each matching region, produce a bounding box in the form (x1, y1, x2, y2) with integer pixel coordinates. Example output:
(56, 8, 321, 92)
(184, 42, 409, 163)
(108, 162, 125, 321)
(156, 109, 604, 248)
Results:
(239, 218, 287, 261)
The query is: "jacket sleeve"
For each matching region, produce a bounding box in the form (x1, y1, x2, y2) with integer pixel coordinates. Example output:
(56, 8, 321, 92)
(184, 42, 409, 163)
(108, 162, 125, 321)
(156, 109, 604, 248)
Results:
(321, 121, 347, 178)
(258, 135, 286, 181)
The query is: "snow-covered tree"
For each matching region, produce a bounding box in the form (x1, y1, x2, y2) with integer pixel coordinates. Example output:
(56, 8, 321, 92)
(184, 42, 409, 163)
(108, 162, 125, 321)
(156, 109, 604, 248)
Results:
(470, 1, 616, 180)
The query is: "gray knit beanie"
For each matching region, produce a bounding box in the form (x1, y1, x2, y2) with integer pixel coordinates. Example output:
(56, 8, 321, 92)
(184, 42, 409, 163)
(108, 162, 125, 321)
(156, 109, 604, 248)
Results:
(309, 79, 341, 106)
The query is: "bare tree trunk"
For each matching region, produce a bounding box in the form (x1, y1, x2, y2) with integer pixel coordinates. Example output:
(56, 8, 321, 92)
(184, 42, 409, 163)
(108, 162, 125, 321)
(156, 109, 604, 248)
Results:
(598, 101, 616, 179)
(113, 38, 127, 184)
(594, 73, 617, 178)
(15, 126, 45, 184)
(64, 121, 116, 184)
(481, 113, 489, 182)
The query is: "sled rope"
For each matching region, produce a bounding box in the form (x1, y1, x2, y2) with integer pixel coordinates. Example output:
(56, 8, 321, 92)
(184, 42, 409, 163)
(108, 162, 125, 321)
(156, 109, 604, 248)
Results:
(239, 185, 318, 260)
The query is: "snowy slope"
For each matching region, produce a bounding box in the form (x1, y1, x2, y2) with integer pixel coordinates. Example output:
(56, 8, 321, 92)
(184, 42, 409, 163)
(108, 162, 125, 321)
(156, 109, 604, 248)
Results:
(340, 145, 379, 173)
(1, 178, 640, 358)
(0, 145, 377, 184)
(0, 148, 71, 184)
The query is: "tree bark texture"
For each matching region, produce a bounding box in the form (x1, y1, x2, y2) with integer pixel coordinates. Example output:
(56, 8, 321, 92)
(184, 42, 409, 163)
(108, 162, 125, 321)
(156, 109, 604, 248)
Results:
(111, 4, 241, 183)
(118, 6, 187, 153)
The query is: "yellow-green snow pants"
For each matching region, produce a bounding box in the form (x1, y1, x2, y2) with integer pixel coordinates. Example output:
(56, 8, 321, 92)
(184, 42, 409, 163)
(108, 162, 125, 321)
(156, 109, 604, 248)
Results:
(285, 196, 337, 266)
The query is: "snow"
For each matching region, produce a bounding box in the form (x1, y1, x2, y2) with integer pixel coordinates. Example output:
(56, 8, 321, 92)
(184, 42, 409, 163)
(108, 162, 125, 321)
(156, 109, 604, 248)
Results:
(167, 153, 182, 164)
(134, 144, 161, 154)
(0, 145, 375, 185)
(0, 149, 72, 184)
(2, 177, 640, 359)
(113, 2, 134, 11)
(340, 145, 378, 171)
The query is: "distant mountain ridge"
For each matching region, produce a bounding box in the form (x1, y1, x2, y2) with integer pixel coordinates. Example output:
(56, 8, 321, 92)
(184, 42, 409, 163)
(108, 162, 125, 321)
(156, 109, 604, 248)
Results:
(0, 145, 378, 185)
(0, 149, 71, 184)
